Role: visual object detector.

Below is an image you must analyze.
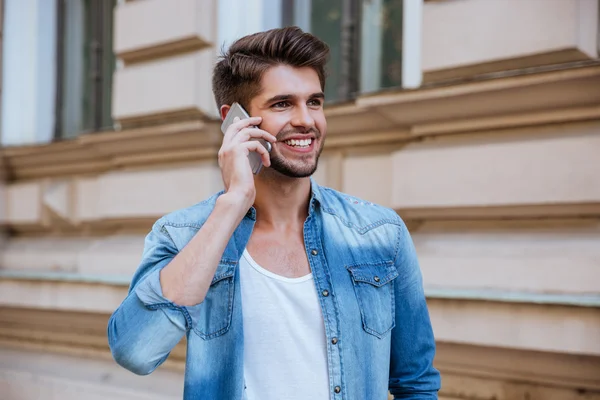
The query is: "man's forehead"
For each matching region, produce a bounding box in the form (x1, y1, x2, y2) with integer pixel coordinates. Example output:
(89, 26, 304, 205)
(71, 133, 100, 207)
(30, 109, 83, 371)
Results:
(258, 65, 321, 95)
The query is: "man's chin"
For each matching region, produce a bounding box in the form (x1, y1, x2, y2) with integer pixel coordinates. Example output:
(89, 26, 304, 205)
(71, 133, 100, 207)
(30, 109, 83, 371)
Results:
(272, 166, 317, 178)
(268, 159, 318, 178)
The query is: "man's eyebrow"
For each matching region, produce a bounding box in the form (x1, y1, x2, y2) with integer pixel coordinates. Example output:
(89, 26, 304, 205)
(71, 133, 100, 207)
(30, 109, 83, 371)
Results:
(263, 92, 325, 106)
(263, 94, 293, 105)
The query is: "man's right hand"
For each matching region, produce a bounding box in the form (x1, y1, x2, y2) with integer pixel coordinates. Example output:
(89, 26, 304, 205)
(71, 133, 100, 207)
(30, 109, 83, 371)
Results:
(218, 116, 277, 210)
(159, 115, 275, 306)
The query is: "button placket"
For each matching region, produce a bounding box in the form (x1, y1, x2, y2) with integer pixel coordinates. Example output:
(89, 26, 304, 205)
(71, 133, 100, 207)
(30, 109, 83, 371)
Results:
(304, 219, 344, 400)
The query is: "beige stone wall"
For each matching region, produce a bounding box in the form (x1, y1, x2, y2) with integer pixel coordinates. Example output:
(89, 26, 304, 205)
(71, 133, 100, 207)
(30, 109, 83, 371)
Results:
(1, 0, 599, 399)
(422, 0, 599, 81)
(113, 0, 218, 125)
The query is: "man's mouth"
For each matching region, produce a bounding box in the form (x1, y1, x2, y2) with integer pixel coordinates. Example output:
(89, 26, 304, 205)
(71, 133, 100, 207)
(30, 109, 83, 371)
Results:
(283, 138, 313, 148)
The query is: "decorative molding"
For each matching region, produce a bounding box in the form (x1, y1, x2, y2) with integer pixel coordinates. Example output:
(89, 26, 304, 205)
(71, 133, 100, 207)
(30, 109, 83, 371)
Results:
(0, 346, 184, 399)
(114, 0, 215, 65)
(358, 64, 600, 129)
(411, 104, 600, 136)
(3, 269, 598, 308)
(115, 108, 206, 130)
(396, 203, 600, 220)
(119, 37, 211, 65)
(0, 121, 213, 181)
(423, 49, 593, 83)
(358, 65, 600, 107)
(435, 342, 600, 392)
(426, 288, 600, 308)
(1, 306, 598, 392)
(0, 306, 186, 371)
(7, 216, 158, 236)
(1, 65, 598, 182)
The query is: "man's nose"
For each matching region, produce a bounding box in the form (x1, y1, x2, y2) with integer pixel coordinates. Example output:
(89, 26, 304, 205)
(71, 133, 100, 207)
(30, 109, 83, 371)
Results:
(290, 105, 315, 131)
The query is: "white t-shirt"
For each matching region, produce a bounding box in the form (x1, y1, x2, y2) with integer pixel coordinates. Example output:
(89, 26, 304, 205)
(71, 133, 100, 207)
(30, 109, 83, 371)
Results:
(240, 249, 330, 400)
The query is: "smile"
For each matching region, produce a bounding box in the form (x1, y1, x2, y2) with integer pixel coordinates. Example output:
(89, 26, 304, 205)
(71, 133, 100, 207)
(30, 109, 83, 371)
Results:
(283, 138, 313, 148)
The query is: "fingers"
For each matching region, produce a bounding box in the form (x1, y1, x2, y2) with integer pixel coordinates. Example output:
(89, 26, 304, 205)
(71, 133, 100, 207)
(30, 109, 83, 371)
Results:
(242, 141, 271, 167)
(219, 115, 274, 171)
(223, 116, 262, 142)
(233, 127, 277, 145)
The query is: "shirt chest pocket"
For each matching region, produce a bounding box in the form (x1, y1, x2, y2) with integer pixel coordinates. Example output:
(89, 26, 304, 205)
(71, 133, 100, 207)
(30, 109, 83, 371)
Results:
(189, 262, 236, 340)
(346, 261, 399, 338)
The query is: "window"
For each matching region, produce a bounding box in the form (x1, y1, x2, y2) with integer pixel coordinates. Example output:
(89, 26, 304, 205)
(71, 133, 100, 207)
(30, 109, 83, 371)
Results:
(283, 0, 405, 103)
(55, 0, 116, 139)
(1, 0, 115, 146)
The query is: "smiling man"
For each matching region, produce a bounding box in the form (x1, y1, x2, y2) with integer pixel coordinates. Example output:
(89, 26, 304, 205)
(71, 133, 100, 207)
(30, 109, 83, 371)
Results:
(108, 27, 440, 400)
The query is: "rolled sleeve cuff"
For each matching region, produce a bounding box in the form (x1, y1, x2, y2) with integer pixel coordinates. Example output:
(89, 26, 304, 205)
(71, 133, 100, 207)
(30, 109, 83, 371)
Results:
(135, 268, 170, 306)
(134, 268, 204, 331)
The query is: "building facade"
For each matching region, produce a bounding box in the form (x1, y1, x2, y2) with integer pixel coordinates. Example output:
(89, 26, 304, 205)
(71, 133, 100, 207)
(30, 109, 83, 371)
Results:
(1, 0, 599, 399)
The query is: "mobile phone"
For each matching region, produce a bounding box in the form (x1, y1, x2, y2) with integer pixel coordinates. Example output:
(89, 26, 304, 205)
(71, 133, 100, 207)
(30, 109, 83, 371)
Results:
(220, 102, 272, 174)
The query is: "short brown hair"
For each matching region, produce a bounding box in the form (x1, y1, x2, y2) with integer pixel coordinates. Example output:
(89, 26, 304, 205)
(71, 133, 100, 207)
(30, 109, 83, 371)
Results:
(212, 26, 330, 110)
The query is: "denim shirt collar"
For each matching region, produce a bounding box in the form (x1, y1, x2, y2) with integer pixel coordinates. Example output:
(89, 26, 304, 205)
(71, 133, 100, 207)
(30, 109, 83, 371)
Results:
(244, 177, 323, 221)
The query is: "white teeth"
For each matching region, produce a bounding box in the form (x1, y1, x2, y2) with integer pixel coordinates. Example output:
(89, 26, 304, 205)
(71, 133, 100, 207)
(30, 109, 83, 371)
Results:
(284, 138, 312, 147)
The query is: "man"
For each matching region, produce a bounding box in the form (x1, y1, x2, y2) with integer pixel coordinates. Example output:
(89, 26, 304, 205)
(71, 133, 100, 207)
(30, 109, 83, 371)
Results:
(108, 27, 440, 399)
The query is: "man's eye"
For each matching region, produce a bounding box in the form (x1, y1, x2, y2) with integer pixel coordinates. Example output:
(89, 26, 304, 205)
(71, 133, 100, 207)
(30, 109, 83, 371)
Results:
(308, 99, 323, 107)
(272, 101, 289, 108)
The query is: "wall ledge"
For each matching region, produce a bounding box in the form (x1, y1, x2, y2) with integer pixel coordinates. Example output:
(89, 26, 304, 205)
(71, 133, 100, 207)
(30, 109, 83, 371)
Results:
(1, 65, 599, 182)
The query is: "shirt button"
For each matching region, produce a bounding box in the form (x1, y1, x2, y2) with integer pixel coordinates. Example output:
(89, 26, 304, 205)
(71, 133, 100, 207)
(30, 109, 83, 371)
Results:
(322, 290, 329, 297)
(334, 386, 341, 393)
(374, 276, 380, 282)
(331, 337, 338, 345)
(311, 249, 318, 256)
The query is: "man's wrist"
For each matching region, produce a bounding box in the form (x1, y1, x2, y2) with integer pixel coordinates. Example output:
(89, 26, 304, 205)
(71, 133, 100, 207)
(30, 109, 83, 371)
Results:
(216, 192, 252, 220)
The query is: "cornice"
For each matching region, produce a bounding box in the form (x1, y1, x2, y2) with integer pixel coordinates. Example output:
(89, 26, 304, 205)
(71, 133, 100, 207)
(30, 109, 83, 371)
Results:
(396, 203, 600, 220)
(356, 64, 600, 132)
(119, 36, 210, 65)
(1, 65, 598, 182)
(1, 121, 216, 181)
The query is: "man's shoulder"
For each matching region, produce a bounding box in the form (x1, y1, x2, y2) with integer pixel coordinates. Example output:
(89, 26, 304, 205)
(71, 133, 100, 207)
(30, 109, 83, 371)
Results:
(154, 191, 223, 229)
(317, 185, 402, 229)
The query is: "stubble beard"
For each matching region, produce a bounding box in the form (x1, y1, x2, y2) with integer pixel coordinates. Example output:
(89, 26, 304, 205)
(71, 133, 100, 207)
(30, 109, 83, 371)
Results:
(268, 131, 324, 178)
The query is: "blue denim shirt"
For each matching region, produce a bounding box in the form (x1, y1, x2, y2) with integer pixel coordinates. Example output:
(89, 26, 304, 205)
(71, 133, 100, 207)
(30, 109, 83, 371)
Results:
(107, 180, 440, 399)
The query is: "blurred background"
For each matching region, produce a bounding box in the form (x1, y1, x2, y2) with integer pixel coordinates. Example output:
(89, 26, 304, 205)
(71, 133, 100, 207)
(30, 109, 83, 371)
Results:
(0, 0, 599, 399)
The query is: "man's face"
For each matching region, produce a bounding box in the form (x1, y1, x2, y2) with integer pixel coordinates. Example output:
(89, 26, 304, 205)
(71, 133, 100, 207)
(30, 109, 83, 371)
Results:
(247, 65, 327, 178)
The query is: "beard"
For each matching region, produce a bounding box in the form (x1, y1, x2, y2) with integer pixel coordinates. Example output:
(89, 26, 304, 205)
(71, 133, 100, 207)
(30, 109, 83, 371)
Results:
(268, 129, 324, 178)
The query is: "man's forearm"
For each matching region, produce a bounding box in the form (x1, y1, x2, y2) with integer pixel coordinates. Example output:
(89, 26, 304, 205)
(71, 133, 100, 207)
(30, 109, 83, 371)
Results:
(159, 193, 249, 306)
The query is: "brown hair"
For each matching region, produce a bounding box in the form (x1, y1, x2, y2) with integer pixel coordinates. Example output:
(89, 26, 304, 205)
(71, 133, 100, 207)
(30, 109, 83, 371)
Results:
(212, 26, 330, 110)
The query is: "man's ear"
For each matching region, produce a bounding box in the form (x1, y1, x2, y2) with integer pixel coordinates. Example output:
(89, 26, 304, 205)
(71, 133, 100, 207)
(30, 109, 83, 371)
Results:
(220, 105, 231, 121)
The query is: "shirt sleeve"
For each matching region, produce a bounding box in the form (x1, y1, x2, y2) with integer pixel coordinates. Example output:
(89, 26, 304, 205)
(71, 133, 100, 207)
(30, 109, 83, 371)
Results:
(107, 220, 201, 375)
(388, 218, 441, 398)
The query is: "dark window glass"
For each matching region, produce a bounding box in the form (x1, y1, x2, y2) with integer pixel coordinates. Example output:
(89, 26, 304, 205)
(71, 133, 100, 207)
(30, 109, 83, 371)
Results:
(284, 0, 403, 103)
(55, 0, 115, 139)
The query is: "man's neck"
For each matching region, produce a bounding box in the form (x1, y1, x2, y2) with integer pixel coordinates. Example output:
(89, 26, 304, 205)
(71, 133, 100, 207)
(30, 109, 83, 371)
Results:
(252, 173, 311, 230)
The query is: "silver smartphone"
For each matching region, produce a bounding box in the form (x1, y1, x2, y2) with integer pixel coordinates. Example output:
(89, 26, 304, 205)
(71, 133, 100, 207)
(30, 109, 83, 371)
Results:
(220, 102, 272, 174)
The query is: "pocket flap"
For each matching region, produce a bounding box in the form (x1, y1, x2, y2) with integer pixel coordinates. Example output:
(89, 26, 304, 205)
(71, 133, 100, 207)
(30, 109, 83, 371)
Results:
(346, 261, 398, 287)
(211, 262, 236, 285)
